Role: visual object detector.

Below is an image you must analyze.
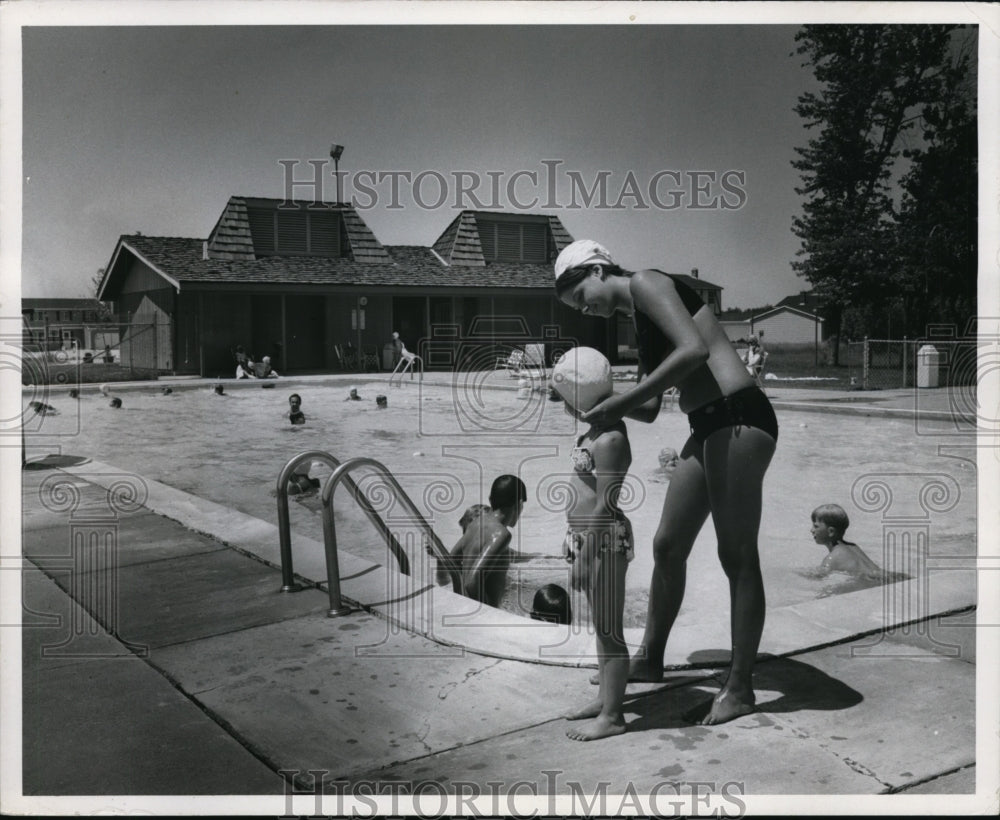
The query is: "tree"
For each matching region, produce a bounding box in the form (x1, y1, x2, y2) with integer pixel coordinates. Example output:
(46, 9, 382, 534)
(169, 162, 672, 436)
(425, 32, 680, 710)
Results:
(894, 31, 977, 336)
(90, 267, 106, 298)
(89, 267, 114, 321)
(791, 25, 975, 356)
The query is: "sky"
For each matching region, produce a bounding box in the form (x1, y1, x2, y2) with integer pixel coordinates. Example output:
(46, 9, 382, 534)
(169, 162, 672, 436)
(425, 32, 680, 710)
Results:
(6, 4, 995, 314)
(15, 20, 823, 310)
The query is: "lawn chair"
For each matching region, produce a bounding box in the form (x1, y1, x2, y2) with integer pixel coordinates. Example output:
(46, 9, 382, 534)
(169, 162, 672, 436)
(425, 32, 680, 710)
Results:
(361, 345, 381, 372)
(495, 348, 526, 376)
(335, 344, 359, 371)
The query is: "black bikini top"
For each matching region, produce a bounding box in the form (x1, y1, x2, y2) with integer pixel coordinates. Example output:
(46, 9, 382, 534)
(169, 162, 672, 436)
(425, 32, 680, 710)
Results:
(633, 271, 705, 374)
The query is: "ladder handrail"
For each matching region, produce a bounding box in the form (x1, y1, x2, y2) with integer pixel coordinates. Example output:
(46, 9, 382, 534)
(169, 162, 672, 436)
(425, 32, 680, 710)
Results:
(320, 456, 463, 615)
(388, 353, 423, 387)
(276, 450, 410, 594)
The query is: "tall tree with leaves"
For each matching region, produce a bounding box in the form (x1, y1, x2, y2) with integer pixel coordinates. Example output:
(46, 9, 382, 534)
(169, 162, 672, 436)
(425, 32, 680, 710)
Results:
(894, 31, 977, 336)
(791, 25, 971, 356)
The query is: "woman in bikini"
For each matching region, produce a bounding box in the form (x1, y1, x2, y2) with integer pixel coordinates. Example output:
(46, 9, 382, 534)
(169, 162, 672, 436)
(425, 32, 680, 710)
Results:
(554, 239, 779, 726)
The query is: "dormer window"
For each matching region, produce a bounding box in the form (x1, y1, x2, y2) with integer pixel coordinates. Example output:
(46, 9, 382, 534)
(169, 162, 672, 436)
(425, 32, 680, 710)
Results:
(247, 203, 343, 257)
(475, 214, 551, 263)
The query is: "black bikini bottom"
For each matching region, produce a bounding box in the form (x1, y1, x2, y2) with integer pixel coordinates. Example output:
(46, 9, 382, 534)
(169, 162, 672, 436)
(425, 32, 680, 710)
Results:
(687, 386, 779, 444)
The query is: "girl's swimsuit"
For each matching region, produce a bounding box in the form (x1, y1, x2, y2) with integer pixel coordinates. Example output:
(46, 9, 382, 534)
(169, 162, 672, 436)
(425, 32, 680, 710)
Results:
(632, 269, 779, 445)
(566, 426, 634, 562)
(564, 517, 634, 563)
(687, 385, 779, 444)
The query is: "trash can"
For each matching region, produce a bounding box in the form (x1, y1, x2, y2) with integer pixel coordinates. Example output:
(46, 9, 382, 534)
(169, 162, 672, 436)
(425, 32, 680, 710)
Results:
(382, 343, 396, 371)
(916, 344, 941, 388)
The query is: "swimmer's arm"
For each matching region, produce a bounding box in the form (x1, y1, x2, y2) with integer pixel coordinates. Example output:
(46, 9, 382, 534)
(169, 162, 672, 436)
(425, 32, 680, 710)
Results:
(582, 271, 708, 425)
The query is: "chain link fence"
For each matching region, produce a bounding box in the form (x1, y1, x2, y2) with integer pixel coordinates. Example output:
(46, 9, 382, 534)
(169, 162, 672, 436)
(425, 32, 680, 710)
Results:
(847, 338, 979, 390)
(21, 317, 165, 384)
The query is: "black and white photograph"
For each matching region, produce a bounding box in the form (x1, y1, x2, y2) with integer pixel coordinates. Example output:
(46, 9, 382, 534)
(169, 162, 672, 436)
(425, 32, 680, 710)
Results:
(2, 1, 998, 816)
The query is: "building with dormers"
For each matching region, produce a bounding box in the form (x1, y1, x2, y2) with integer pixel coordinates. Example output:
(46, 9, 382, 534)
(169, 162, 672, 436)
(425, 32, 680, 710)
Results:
(97, 197, 725, 376)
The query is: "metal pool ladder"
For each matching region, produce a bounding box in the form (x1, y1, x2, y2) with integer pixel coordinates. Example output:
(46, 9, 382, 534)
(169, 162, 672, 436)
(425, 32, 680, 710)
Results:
(276, 451, 462, 616)
(388, 352, 423, 387)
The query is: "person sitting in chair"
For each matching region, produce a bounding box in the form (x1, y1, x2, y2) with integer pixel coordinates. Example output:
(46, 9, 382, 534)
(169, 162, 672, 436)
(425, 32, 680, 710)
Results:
(253, 355, 279, 379)
(235, 346, 255, 379)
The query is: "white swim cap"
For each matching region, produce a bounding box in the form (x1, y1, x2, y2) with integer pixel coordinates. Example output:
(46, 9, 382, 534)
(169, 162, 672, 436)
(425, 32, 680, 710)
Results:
(550, 346, 613, 412)
(554, 239, 616, 283)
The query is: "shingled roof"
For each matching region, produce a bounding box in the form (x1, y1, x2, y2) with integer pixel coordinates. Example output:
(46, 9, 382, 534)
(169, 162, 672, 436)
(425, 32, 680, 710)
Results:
(205, 196, 391, 263)
(432, 210, 574, 266)
(98, 199, 580, 299)
(100, 234, 560, 295)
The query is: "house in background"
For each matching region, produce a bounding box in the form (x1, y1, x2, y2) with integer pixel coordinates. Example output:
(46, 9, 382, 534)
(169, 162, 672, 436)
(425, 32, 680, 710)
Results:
(21, 297, 118, 351)
(720, 290, 832, 347)
(96, 197, 629, 376)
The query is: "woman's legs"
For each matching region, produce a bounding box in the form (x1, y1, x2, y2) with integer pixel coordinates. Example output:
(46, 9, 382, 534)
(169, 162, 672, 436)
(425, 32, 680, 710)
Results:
(630, 436, 712, 681)
(701, 426, 776, 724)
(567, 549, 629, 741)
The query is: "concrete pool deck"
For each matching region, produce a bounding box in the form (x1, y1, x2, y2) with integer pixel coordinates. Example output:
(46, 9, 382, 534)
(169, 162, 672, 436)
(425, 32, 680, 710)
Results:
(12, 377, 991, 811)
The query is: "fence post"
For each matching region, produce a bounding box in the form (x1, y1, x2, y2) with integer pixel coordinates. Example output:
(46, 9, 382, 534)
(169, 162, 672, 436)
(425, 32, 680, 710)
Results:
(862, 336, 870, 390)
(153, 315, 158, 372)
(902, 337, 908, 388)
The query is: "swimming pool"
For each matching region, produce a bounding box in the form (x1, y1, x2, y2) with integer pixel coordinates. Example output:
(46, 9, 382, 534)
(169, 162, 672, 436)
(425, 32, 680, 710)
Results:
(24, 376, 977, 629)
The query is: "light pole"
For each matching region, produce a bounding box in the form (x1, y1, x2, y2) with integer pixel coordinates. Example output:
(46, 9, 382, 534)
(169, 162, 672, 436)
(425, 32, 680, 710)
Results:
(330, 144, 344, 204)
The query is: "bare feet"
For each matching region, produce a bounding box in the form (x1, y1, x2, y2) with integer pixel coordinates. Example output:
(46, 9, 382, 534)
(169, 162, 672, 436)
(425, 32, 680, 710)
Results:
(700, 685, 755, 725)
(590, 657, 663, 685)
(565, 698, 603, 721)
(566, 714, 626, 741)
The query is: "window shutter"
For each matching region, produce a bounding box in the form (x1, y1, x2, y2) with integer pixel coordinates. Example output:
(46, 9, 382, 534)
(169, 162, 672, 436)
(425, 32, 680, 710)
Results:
(276, 210, 307, 254)
(497, 223, 520, 259)
(521, 224, 547, 262)
(309, 212, 340, 256)
(479, 222, 496, 259)
(248, 208, 275, 255)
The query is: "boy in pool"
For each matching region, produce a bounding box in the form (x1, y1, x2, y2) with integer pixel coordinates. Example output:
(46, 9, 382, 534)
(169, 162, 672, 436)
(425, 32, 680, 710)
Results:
(433, 477, 526, 607)
(288, 393, 305, 425)
(810, 504, 882, 579)
(552, 346, 633, 742)
(530, 584, 572, 626)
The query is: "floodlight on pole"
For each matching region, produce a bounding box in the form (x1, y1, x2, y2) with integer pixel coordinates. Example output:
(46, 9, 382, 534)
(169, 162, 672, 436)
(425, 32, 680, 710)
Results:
(330, 144, 345, 204)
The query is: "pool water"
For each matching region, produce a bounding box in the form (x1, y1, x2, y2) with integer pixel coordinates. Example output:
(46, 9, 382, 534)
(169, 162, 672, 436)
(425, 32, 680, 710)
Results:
(24, 378, 977, 629)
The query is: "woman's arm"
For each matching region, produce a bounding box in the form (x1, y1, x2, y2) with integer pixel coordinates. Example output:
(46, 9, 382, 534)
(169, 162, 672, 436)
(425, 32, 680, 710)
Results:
(624, 363, 662, 423)
(583, 271, 708, 426)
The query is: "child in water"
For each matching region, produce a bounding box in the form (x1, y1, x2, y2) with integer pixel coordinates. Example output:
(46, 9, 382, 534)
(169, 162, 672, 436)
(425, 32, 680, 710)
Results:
(433, 479, 526, 606)
(552, 346, 633, 742)
(530, 584, 573, 625)
(810, 504, 883, 579)
(288, 393, 305, 425)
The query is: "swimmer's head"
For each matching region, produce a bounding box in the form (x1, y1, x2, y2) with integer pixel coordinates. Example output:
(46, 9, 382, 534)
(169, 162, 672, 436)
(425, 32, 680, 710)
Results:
(288, 393, 302, 407)
(109, 397, 122, 409)
(553, 239, 616, 294)
(349, 387, 359, 398)
(530, 584, 572, 625)
(811, 503, 849, 545)
(489, 474, 527, 524)
(550, 346, 614, 413)
(658, 447, 680, 472)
